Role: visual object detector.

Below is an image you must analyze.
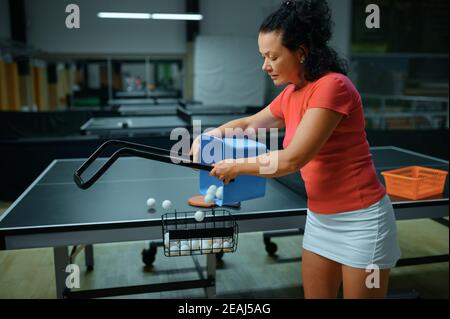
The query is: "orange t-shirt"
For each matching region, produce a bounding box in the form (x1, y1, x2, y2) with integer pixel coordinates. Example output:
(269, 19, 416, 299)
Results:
(269, 72, 386, 214)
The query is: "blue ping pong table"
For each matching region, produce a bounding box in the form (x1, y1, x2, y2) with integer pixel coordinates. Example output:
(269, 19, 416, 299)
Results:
(0, 146, 448, 298)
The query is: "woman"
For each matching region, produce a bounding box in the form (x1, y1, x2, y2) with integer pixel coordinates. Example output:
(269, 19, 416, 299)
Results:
(191, 0, 401, 299)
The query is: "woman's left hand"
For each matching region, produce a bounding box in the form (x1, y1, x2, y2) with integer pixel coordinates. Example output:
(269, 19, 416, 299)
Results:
(210, 160, 240, 184)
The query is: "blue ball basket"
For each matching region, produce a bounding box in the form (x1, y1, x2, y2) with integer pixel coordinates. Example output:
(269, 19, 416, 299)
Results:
(199, 135, 267, 206)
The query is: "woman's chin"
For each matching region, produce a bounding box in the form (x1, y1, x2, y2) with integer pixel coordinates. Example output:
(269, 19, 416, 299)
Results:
(272, 78, 284, 86)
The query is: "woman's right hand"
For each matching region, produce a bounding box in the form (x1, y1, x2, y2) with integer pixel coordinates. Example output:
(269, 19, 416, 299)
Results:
(190, 128, 222, 166)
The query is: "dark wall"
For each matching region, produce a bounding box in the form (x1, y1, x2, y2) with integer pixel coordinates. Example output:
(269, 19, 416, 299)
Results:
(0, 110, 117, 139)
(366, 129, 449, 160)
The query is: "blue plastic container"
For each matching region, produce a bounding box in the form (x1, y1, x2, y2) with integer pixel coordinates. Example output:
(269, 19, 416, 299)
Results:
(200, 135, 267, 205)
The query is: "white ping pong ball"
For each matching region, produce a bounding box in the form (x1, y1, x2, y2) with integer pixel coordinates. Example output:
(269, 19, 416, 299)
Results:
(223, 241, 232, 252)
(170, 245, 179, 256)
(212, 242, 222, 253)
(204, 194, 215, 204)
(194, 210, 205, 222)
(191, 240, 200, 250)
(215, 187, 224, 199)
(207, 185, 218, 195)
(146, 198, 156, 208)
(162, 200, 172, 210)
(180, 245, 190, 256)
(164, 232, 170, 247)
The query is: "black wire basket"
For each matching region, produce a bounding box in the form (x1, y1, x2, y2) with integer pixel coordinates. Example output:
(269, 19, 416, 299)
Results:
(162, 209, 238, 257)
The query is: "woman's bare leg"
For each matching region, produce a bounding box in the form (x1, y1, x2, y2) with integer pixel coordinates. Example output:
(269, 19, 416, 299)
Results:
(342, 265, 391, 299)
(302, 249, 342, 299)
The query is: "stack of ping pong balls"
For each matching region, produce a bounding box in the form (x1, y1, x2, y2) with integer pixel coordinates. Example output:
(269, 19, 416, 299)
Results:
(157, 186, 234, 256)
(166, 236, 187, 256)
(197, 237, 233, 253)
(165, 236, 176, 255)
(201, 239, 213, 254)
(222, 237, 233, 252)
(170, 244, 180, 256)
(204, 185, 224, 204)
(212, 240, 222, 253)
(212, 237, 234, 253)
(179, 240, 190, 256)
(191, 239, 201, 250)
(164, 234, 234, 255)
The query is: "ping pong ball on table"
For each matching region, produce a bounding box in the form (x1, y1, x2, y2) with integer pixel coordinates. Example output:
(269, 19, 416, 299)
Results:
(194, 210, 205, 222)
(162, 200, 172, 210)
(146, 198, 156, 208)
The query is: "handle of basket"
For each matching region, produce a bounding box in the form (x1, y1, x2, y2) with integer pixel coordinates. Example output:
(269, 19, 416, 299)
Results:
(74, 140, 214, 190)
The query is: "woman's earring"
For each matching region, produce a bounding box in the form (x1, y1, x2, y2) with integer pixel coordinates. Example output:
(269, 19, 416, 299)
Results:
(300, 58, 305, 64)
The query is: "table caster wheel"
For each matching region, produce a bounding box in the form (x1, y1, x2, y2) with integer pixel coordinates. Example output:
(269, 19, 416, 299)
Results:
(265, 241, 278, 256)
(142, 242, 158, 266)
(216, 252, 224, 261)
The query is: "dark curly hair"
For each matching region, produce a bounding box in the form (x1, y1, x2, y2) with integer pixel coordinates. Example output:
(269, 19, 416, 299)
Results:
(259, 0, 348, 82)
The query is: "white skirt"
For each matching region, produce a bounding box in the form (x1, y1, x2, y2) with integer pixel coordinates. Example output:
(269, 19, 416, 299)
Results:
(302, 195, 401, 269)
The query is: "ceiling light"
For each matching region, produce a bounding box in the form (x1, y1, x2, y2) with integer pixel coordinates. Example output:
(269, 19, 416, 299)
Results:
(151, 14, 203, 21)
(97, 12, 151, 19)
(97, 12, 203, 21)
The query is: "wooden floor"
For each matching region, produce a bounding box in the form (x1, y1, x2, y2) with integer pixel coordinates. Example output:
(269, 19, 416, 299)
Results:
(0, 202, 448, 299)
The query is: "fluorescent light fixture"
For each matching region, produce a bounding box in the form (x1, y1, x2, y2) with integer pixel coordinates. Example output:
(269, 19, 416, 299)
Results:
(151, 13, 203, 21)
(97, 12, 203, 21)
(97, 12, 151, 19)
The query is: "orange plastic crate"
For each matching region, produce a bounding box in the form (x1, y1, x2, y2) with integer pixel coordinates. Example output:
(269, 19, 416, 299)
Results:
(381, 166, 448, 200)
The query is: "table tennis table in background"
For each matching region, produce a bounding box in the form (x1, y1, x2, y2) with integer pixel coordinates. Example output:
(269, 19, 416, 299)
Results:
(187, 114, 247, 129)
(0, 147, 448, 299)
(116, 104, 249, 117)
(181, 104, 249, 115)
(108, 97, 182, 106)
(80, 111, 248, 138)
(108, 98, 158, 107)
(154, 98, 182, 105)
(115, 90, 180, 99)
(80, 116, 189, 138)
(117, 105, 179, 116)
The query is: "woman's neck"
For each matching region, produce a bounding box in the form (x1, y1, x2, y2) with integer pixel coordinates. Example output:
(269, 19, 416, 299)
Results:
(293, 77, 309, 91)
(292, 69, 309, 91)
